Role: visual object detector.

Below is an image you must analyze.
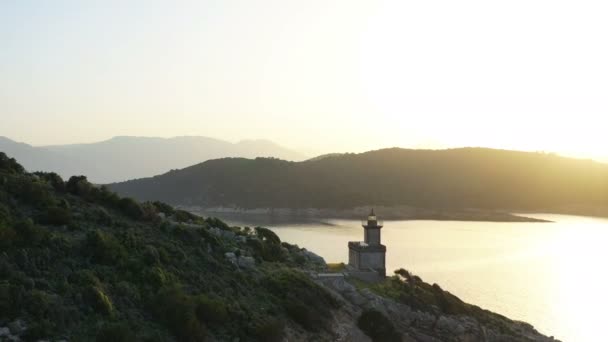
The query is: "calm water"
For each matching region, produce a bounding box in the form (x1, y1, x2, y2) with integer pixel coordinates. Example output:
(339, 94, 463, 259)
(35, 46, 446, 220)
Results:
(220, 213, 608, 342)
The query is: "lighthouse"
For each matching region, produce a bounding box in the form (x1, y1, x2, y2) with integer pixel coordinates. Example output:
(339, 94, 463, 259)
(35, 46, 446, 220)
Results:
(347, 209, 387, 280)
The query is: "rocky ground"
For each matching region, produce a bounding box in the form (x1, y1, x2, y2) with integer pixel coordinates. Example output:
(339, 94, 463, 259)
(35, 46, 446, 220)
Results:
(314, 275, 559, 342)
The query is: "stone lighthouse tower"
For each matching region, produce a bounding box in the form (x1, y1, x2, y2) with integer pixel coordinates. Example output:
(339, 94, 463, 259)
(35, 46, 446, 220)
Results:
(347, 209, 387, 279)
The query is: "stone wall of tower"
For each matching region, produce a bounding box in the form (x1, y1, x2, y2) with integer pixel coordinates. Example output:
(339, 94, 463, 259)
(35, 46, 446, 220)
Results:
(359, 250, 385, 271)
(348, 248, 359, 269)
(364, 227, 381, 245)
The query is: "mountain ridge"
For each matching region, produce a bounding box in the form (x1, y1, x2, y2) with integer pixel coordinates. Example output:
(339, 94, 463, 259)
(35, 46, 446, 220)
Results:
(0, 135, 306, 183)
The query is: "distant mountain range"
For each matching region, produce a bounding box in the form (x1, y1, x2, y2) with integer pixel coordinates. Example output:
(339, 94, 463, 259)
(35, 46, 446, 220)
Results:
(109, 148, 608, 216)
(0, 136, 306, 183)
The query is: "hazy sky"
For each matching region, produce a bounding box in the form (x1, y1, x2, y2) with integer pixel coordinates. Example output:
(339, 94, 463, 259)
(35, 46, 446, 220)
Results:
(1, 0, 607, 159)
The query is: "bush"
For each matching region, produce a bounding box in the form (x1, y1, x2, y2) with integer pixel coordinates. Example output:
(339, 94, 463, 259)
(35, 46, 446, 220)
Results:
(15, 178, 53, 206)
(265, 269, 338, 331)
(68, 270, 101, 289)
(255, 227, 281, 245)
(194, 294, 228, 326)
(357, 309, 401, 342)
(152, 286, 207, 342)
(35, 172, 66, 193)
(0, 282, 11, 316)
(97, 186, 121, 207)
(85, 230, 127, 265)
(39, 206, 71, 226)
(15, 219, 48, 246)
(0, 153, 25, 174)
(25, 290, 52, 319)
(152, 201, 174, 216)
(86, 286, 114, 316)
(118, 198, 144, 219)
(249, 227, 284, 262)
(249, 317, 284, 342)
(0, 204, 16, 247)
(96, 323, 135, 342)
(205, 217, 229, 230)
(174, 210, 198, 223)
(285, 301, 323, 331)
(0, 225, 16, 248)
(66, 176, 93, 197)
(143, 267, 169, 289)
(22, 319, 54, 341)
(141, 202, 160, 223)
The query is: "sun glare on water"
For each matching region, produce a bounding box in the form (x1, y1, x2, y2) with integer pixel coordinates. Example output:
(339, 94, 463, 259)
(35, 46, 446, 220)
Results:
(543, 218, 608, 341)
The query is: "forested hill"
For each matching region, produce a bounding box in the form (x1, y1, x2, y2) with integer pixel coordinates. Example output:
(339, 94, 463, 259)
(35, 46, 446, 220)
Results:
(109, 148, 608, 212)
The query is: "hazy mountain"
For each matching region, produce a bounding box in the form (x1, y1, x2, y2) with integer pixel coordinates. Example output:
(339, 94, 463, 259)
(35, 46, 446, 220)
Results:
(0, 136, 306, 183)
(109, 147, 608, 215)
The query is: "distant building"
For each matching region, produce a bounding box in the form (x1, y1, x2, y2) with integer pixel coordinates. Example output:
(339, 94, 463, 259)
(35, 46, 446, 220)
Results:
(347, 209, 386, 281)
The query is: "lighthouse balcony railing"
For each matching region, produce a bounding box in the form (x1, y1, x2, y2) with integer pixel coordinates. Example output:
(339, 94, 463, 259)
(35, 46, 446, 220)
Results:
(362, 220, 384, 227)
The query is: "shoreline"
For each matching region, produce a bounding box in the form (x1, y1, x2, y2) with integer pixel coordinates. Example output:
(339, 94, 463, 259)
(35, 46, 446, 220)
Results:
(181, 205, 552, 223)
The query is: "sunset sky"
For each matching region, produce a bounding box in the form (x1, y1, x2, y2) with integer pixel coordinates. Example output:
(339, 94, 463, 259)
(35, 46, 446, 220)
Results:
(1, 0, 607, 160)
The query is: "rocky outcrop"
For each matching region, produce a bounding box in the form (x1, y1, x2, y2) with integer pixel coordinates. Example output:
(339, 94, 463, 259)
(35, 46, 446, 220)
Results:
(0, 320, 27, 341)
(316, 277, 557, 342)
(299, 249, 327, 267)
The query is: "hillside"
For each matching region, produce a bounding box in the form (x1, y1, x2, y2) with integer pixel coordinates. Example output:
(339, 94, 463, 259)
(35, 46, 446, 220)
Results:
(109, 148, 608, 217)
(0, 153, 555, 341)
(0, 136, 306, 184)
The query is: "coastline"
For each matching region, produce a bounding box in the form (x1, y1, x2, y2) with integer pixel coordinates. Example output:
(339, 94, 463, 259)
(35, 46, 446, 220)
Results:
(182, 205, 552, 223)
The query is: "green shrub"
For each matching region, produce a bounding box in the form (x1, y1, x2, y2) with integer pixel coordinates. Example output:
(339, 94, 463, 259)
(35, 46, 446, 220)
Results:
(0, 224, 16, 248)
(144, 245, 160, 265)
(357, 309, 401, 342)
(25, 290, 51, 319)
(66, 176, 93, 197)
(144, 267, 169, 289)
(285, 301, 323, 331)
(141, 202, 161, 222)
(15, 219, 48, 246)
(96, 323, 135, 342)
(0, 203, 11, 224)
(152, 286, 207, 342)
(86, 286, 114, 316)
(265, 269, 338, 331)
(194, 294, 228, 326)
(152, 201, 175, 216)
(247, 228, 285, 262)
(35, 172, 66, 193)
(255, 227, 281, 245)
(0, 153, 25, 174)
(85, 230, 127, 265)
(22, 319, 53, 341)
(115, 281, 141, 304)
(174, 210, 198, 223)
(249, 317, 284, 342)
(97, 186, 121, 207)
(68, 270, 102, 287)
(0, 282, 12, 317)
(205, 217, 229, 230)
(15, 178, 53, 206)
(118, 198, 144, 219)
(39, 206, 71, 226)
